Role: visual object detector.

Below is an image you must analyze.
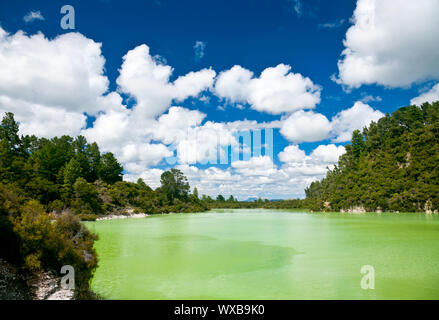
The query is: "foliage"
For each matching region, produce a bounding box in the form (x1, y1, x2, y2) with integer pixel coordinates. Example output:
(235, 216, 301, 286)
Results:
(0, 112, 211, 298)
(304, 102, 439, 212)
(160, 168, 190, 202)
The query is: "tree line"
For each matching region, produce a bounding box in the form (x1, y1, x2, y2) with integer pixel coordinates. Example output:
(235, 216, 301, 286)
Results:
(304, 102, 439, 212)
(0, 112, 207, 298)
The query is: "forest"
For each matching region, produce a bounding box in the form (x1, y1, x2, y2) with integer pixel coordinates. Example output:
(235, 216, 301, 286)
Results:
(304, 102, 439, 213)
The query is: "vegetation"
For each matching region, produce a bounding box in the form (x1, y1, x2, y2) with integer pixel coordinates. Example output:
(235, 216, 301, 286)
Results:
(200, 194, 305, 210)
(0, 112, 206, 298)
(1, 102, 437, 298)
(304, 102, 439, 213)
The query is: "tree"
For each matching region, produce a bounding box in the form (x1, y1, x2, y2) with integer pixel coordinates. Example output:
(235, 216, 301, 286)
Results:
(72, 178, 102, 214)
(31, 135, 74, 182)
(351, 130, 366, 159)
(216, 194, 225, 202)
(85, 142, 101, 182)
(137, 178, 147, 189)
(227, 195, 235, 202)
(304, 101, 439, 212)
(193, 187, 199, 199)
(99, 152, 123, 184)
(160, 169, 190, 202)
(0, 112, 21, 153)
(60, 157, 83, 204)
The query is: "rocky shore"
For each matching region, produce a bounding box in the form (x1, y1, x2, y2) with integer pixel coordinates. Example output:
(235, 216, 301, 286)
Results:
(96, 212, 149, 221)
(0, 258, 73, 300)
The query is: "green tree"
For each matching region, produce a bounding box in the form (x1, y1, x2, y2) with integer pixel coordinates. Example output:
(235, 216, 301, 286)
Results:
(0, 112, 21, 153)
(99, 152, 123, 184)
(351, 130, 365, 159)
(86, 142, 101, 181)
(72, 178, 102, 214)
(160, 169, 190, 202)
(216, 194, 225, 202)
(193, 187, 199, 199)
(62, 157, 82, 202)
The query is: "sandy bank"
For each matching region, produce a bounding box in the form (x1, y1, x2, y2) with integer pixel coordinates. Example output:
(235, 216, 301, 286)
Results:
(96, 213, 149, 221)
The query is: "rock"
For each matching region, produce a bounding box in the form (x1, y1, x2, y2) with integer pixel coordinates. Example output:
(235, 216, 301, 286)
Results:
(347, 206, 366, 214)
(30, 271, 74, 300)
(96, 212, 148, 221)
(0, 258, 32, 300)
(424, 200, 433, 214)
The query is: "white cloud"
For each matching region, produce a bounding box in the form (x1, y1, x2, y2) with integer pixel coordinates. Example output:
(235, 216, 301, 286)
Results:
(287, 0, 303, 17)
(193, 41, 206, 60)
(0, 27, 114, 137)
(231, 156, 277, 177)
(172, 69, 216, 101)
(175, 121, 238, 165)
(334, 0, 439, 88)
(0, 96, 86, 138)
(172, 143, 345, 199)
(310, 144, 346, 163)
(124, 168, 164, 189)
(214, 64, 321, 114)
(278, 102, 383, 144)
(278, 145, 306, 163)
(116, 44, 215, 118)
(318, 19, 345, 29)
(410, 84, 439, 106)
(23, 11, 45, 23)
(330, 101, 383, 142)
(360, 95, 381, 103)
(214, 65, 253, 103)
(280, 110, 332, 143)
(149, 106, 206, 144)
(120, 143, 172, 168)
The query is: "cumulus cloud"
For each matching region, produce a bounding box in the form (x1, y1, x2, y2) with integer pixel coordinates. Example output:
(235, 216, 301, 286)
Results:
(167, 142, 345, 200)
(410, 84, 439, 106)
(23, 11, 45, 23)
(280, 110, 332, 143)
(116, 44, 215, 118)
(278, 101, 383, 143)
(0, 27, 115, 137)
(278, 145, 306, 163)
(214, 64, 321, 114)
(124, 168, 164, 189)
(330, 101, 384, 142)
(334, 0, 439, 88)
(310, 144, 346, 163)
(231, 156, 277, 177)
(214, 66, 253, 103)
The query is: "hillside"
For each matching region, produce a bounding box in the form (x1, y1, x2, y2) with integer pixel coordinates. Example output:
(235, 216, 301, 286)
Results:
(304, 102, 439, 213)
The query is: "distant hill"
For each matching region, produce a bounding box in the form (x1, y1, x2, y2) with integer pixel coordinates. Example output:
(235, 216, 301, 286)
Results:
(305, 102, 439, 213)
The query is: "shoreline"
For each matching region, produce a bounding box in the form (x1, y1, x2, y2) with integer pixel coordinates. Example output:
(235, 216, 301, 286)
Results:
(95, 213, 149, 221)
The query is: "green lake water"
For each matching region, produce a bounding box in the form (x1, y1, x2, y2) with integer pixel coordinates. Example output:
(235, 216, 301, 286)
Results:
(85, 209, 439, 299)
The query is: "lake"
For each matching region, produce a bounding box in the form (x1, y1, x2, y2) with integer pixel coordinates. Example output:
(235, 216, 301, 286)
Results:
(85, 209, 439, 299)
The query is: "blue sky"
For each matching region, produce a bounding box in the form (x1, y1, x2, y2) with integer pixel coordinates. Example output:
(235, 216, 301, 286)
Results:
(0, 0, 438, 199)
